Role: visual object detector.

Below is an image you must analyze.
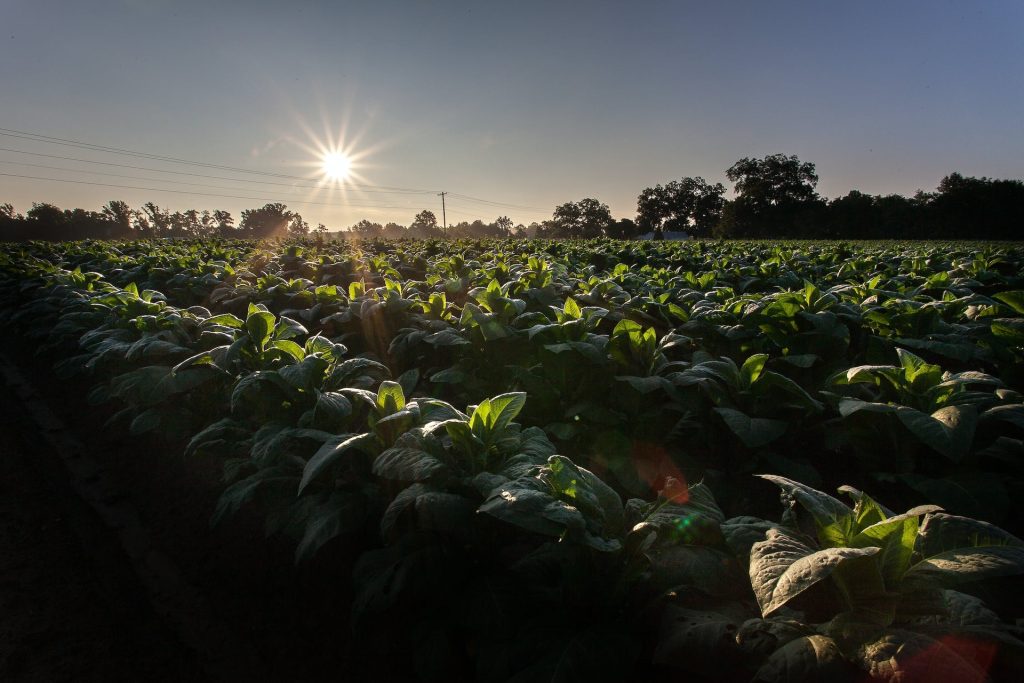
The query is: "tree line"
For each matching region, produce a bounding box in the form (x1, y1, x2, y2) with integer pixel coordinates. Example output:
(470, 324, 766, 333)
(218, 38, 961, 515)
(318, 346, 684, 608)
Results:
(3, 154, 1022, 241)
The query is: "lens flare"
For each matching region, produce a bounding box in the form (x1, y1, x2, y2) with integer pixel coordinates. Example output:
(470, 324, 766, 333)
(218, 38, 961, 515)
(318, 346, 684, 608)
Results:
(321, 152, 351, 181)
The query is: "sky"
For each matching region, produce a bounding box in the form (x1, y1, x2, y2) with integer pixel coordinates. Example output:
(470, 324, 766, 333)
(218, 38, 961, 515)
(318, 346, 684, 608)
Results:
(2, 0, 1022, 228)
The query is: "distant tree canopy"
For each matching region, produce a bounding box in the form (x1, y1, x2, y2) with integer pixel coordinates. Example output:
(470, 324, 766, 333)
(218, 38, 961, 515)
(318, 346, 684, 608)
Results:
(239, 203, 306, 239)
(408, 210, 441, 239)
(3, 158, 1023, 242)
(543, 198, 613, 239)
(717, 154, 823, 238)
(636, 177, 725, 237)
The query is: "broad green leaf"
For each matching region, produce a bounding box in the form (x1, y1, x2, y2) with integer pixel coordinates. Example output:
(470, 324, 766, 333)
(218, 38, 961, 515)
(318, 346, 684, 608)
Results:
(751, 635, 847, 683)
(646, 545, 741, 598)
(749, 527, 880, 617)
(616, 375, 673, 394)
(838, 485, 894, 532)
(372, 443, 447, 482)
(375, 380, 405, 414)
(741, 353, 768, 387)
(185, 418, 252, 459)
(295, 493, 366, 563)
(715, 408, 787, 448)
(942, 589, 1002, 626)
(469, 392, 526, 439)
(250, 426, 332, 469)
(849, 506, 941, 584)
(311, 391, 352, 429)
(203, 313, 244, 329)
(326, 358, 389, 390)
(896, 405, 977, 461)
(298, 432, 376, 494)
(278, 354, 327, 389)
(409, 490, 477, 536)
(380, 483, 429, 540)
(901, 472, 1009, 522)
(396, 368, 419, 398)
(652, 606, 742, 676)
(736, 617, 811, 659)
(991, 319, 1024, 345)
(896, 347, 942, 389)
(757, 475, 855, 547)
(980, 404, 1024, 430)
(479, 479, 588, 540)
(481, 458, 623, 551)
(837, 397, 897, 418)
(274, 315, 308, 340)
(460, 303, 508, 341)
(245, 310, 276, 350)
(993, 290, 1024, 314)
(856, 629, 990, 683)
(780, 353, 818, 368)
(563, 296, 582, 319)
(372, 406, 419, 446)
(903, 512, 1024, 587)
(268, 339, 305, 361)
(430, 367, 467, 383)
(758, 371, 824, 411)
(230, 371, 293, 415)
(722, 516, 780, 564)
(129, 408, 161, 435)
(211, 466, 297, 526)
(444, 419, 484, 459)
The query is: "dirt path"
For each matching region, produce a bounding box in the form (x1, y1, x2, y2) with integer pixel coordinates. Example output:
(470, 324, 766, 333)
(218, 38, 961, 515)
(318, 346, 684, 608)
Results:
(0, 376, 204, 682)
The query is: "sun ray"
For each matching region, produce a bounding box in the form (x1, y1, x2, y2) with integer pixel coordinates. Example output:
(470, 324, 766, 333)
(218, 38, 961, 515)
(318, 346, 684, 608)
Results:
(322, 151, 351, 181)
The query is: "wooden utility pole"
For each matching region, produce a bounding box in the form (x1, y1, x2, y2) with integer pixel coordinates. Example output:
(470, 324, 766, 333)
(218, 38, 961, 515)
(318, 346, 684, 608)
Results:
(438, 191, 447, 236)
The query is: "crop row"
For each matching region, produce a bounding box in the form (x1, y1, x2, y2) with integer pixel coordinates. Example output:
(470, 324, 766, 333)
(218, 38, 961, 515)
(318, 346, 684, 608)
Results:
(2, 237, 1023, 681)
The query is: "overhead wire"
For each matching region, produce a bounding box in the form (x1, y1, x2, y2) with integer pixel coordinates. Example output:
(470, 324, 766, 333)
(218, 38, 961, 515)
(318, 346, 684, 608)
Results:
(1, 126, 556, 218)
(0, 128, 438, 194)
(0, 159, 428, 206)
(0, 172, 433, 211)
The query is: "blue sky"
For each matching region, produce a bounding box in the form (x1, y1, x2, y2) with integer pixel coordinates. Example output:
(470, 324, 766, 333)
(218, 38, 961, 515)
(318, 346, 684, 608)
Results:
(2, 0, 1022, 228)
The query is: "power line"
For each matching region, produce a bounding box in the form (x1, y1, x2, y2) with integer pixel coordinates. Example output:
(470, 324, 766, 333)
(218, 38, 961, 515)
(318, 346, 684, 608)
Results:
(0, 158, 430, 205)
(0, 128, 439, 194)
(0, 147, 433, 195)
(0, 126, 556, 217)
(447, 192, 549, 213)
(0, 172, 435, 211)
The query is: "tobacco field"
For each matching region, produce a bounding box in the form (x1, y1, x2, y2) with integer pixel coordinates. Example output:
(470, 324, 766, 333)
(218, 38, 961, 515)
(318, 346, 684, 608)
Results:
(2, 237, 1024, 681)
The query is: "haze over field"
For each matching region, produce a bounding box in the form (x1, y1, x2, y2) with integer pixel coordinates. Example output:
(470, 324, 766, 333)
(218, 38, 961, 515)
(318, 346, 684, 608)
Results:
(2, 0, 1022, 228)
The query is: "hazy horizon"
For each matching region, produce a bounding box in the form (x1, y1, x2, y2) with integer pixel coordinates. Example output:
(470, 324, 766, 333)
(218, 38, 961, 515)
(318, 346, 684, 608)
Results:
(3, 0, 1022, 228)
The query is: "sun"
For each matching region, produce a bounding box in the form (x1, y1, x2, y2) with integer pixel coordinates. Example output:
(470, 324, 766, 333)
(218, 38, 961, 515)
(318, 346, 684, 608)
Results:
(321, 151, 351, 181)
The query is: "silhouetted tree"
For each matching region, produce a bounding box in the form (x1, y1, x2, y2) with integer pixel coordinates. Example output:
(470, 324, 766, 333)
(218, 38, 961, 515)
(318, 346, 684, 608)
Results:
(550, 198, 613, 238)
(606, 218, 639, 239)
(350, 219, 384, 238)
(101, 200, 132, 237)
(382, 222, 406, 239)
(927, 173, 1024, 240)
(213, 210, 235, 236)
(288, 214, 310, 236)
(495, 215, 513, 237)
(25, 203, 66, 239)
(636, 177, 725, 237)
(240, 203, 297, 239)
(409, 210, 441, 239)
(723, 154, 822, 237)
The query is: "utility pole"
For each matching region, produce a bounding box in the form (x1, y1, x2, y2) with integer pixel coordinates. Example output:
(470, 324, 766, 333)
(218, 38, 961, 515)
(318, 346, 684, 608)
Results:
(438, 191, 447, 237)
